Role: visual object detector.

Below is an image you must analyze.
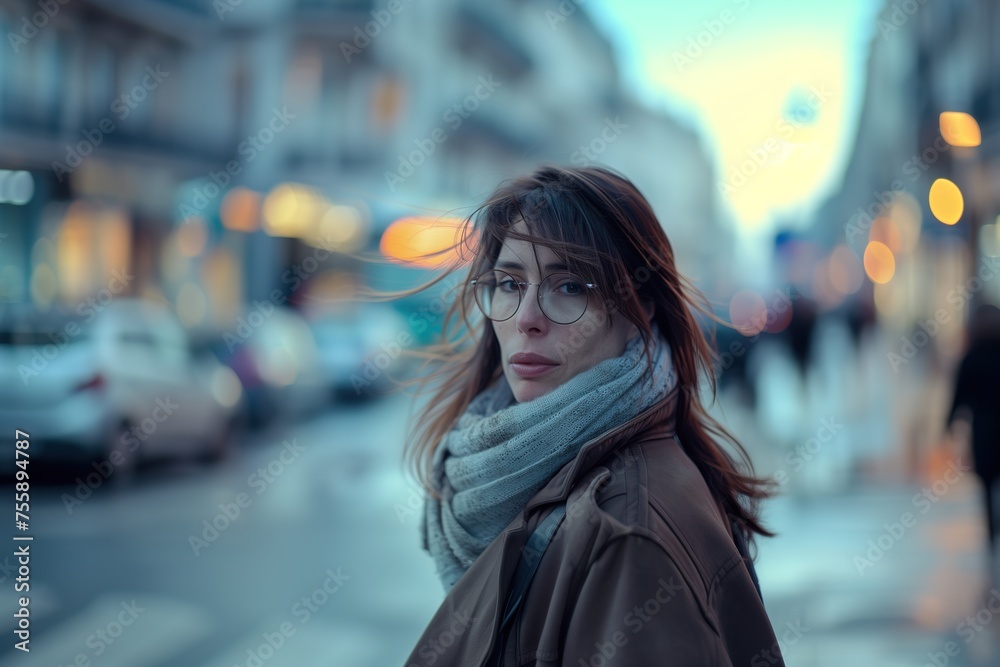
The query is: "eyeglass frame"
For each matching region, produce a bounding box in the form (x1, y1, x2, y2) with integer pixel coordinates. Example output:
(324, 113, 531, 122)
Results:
(469, 268, 599, 324)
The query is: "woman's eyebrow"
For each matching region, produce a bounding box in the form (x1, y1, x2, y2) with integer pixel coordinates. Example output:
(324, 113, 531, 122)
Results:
(494, 260, 570, 271)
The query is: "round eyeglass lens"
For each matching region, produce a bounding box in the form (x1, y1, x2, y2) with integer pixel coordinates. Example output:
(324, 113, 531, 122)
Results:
(473, 270, 591, 324)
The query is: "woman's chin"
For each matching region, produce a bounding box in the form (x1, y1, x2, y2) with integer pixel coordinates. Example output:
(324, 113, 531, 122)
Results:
(511, 379, 553, 404)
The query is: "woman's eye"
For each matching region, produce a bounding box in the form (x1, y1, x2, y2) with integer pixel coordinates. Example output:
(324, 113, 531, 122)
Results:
(498, 279, 519, 292)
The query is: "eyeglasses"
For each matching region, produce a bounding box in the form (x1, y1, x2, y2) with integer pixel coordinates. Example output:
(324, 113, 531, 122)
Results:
(470, 269, 598, 324)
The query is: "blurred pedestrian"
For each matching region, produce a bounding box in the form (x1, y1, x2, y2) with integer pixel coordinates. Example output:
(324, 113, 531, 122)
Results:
(947, 302, 1000, 583)
(783, 295, 817, 380)
(394, 165, 785, 665)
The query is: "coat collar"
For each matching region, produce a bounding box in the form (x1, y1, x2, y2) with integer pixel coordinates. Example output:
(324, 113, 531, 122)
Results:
(523, 385, 681, 516)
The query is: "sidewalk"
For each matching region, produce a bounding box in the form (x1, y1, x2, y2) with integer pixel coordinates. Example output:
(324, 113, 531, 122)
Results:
(755, 473, 999, 666)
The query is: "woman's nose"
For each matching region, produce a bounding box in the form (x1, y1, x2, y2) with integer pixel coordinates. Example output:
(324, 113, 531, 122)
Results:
(515, 283, 548, 330)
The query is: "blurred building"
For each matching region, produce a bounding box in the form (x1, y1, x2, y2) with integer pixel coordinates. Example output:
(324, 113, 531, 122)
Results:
(0, 0, 727, 331)
(596, 100, 731, 292)
(802, 0, 1000, 479)
(0, 0, 262, 321)
(812, 0, 1000, 328)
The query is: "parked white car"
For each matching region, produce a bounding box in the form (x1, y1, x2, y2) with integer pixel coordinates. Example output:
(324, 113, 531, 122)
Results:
(0, 299, 245, 479)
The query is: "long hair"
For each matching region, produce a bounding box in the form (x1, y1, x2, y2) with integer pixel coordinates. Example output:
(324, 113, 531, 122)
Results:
(366, 164, 779, 552)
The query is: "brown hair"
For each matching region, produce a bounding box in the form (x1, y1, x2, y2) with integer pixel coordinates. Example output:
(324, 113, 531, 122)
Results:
(367, 164, 778, 552)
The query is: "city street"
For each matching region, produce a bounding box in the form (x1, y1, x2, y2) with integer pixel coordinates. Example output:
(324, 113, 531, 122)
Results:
(2, 0, 997, 664)
(0, 393, 442, 667)
(758, 478, 998, 666)
(1, 390, 997, 666)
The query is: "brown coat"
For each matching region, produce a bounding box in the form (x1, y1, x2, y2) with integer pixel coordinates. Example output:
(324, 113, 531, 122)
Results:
(405, 390, 786, 666)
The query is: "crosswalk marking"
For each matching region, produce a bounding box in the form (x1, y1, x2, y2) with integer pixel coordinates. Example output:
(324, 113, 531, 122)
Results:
(0, 594, 214, 667)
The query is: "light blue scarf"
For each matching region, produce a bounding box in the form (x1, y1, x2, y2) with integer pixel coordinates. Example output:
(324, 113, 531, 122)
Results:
(420, 321, 679, 591)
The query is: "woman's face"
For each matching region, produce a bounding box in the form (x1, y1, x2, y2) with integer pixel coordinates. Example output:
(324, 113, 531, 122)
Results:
(489, 222, 644, 403)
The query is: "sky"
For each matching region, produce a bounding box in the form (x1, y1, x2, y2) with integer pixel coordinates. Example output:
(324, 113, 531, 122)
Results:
(586, 0, 884, 242)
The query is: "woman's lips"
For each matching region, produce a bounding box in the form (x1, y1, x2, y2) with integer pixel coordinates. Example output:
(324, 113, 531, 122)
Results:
(509, 362, 558, 378)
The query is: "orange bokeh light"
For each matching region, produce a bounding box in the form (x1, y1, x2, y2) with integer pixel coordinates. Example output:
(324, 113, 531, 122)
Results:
(929, 178, 964, 225)
(221, 187, 261, 233)
(864, 242, 895, 284)
(379, 217, 472, 269)
(939, 112, 981, 147)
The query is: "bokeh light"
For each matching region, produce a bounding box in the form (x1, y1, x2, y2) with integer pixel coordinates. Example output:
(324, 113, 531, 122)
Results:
(380, 216, 470, 269)
(863, 241, 895, 284)
(939, 111, 981, 147)
(263, 183, 322, 238)
(728, 289, 767, 336)
(928, 178, 964, 225)
(221, 187, 261, 233)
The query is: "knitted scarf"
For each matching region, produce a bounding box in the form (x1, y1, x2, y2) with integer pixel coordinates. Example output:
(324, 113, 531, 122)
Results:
(420, 321, 679, 592)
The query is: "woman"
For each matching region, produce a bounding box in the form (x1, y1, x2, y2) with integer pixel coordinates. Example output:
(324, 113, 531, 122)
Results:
(397, 165, 785, 665)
